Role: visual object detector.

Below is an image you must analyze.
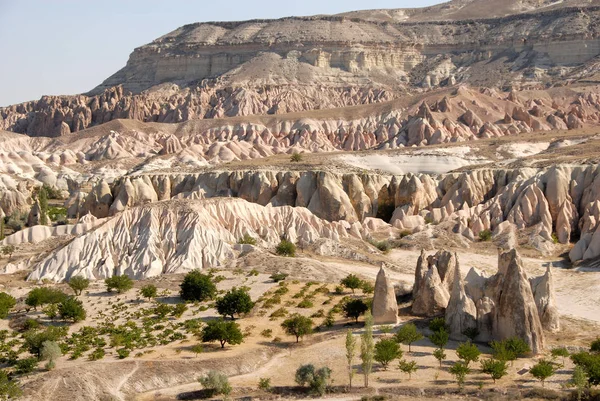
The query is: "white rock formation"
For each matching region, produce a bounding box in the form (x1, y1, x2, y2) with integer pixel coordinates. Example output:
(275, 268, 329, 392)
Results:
(28, 198, 364, 282)
(372, 265, 399, 325)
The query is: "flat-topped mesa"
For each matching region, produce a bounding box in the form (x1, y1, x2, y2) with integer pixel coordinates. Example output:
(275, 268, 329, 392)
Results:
(412, 248, 555, 353)
(372, 264, 399, 324)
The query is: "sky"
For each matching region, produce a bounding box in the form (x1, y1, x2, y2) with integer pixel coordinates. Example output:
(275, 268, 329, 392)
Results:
(0, 0, 441, 107)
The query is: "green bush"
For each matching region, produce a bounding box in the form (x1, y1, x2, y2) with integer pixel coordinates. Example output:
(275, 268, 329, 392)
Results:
(429, 317, 448, 333)
(478, 229, 493, 241)
(139, 284, 158, 300)
(67, 276, 89, 296)
(14, 358, 38, 375)
(0, 292, 16, 318)
(281, 314, 313, 343)
(105, 275, 134, 293)
(297, 298, 314, 309)
(199, 370, 231, 396)
(238, 234, 257, 245)
(0, 370, 22, 399)
(275, 240, 296, 257)
(89, 347, 105, 361)
(374, 339, 402, 370)
(342, 299, 369, 322)
(269, 272, 288, 282)
(290, 152, 303, 162)
(340, 274, 362, 294)
(116, 348, 130, 359)
(258, 377, 271, 391)
(179, 270, 217, 302)
(58, 297, 86, 322)
(295, 364, 331, 396)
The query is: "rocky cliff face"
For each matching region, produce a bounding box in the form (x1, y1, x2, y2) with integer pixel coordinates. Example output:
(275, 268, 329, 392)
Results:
(3, 2, 600, 137)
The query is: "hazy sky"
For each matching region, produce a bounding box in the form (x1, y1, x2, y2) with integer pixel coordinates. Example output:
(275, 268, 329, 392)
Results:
(0, 0, 441, 107)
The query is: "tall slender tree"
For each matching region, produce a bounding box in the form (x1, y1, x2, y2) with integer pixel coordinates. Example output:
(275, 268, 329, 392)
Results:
(360, 311, 374, 388)
(39, 187, 48, 225)
(345, 329, 356, 388)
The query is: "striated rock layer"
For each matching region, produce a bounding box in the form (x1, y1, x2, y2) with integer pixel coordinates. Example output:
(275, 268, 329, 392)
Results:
(28, 198, 365, 282)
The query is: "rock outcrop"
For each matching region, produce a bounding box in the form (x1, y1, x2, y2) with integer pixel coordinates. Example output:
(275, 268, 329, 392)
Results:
(372, 265, 399, 325)
(28, 198, 365, 282)
(412, 248, 554, 353)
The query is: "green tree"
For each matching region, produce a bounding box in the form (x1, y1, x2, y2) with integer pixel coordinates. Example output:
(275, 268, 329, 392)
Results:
(281, 314, 313, 343)
(25, 287, 68, 310)
(429, 328, 449, 349)
(216, 287, 254, 319)
(480, 358, 508, 383)
(139, 284, 158, 301)
(398, 360, 418, 380)
(591, 338, 600, 353)
(58, 297, 86, 322)
(340, 274, 362, 294)
(201, 319, 243, 348)
(394, 322, 423, 352)
(491, 337, 531, 364)
(530, 359, 555, 387)
(360, 311, 374, 388)
(1, 245, 15, 260)
(40, 341, 61, 371)
(428, 317, 448, 333)
(456, 341, 481, 367)
(179, 270, 216, 302)
(449, 361, 470, 389)
(342, 299, 369, 322)
(38, 186, 48, 225)
(0, 218, 5, 241)
(345, 330, 356, 388)
(275, 239, 296, 257)
(433, 348, 446, 368)
(198, 371, 231, 396)
(551, 347, 570, 366)
(0, 292, 16, 319)
(374, 338, 402, 370)
(67, 276, 89, 296)
(105, 275, 133, 293)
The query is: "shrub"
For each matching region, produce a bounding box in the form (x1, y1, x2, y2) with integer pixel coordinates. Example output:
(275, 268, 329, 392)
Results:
(456, 341, 481, 367)
(275, 240, 296, 257)
(58, 297, 86, 322)
(199, 370, 231, 396)
(342, 299, 369, 322)
(449, 361, 470, 389)
(398, 359, 418, 380)
(478, 229, 492, 241)
(394, 323, 423, 352)
(481, 358, 508, 383)
(154, 303, 172, 318)
(281, 314, 313, 343)
(0, 370, 22, 399)
(297, 298, 314, 309)
(462, 327, 480, 341)
(105, 275, 134, 293)
(571, 351, 600, 386)
(139, 284, 158, 301)
(0, 292, 16, 318)
(491, 337, 531, 363)
(551, 347, 570, 365)
(269, 272, 288, 282)
(238, 234, 257, 245)
(116, 348, 130, 359)
(290, 152, 303, 162)
(591, 338, 600, 353)
(361, 281, 374, 294)
(201, 319, 244, 348)
(14, 358, 38, 375)
(530, 359, 555, 387)
(171, 303, 188, 318)
(374, 339, 402, 370)
(433, 348, 446, 367)
(89, 347, 105, 361)
(216, 287, 254, 319)
(40, 341, 61, 370)
(190, 344, 204, 357)
(258, 377, 271, 391)
(429, 328, 449, 349)
(371, 240, 391, 254)
(340, 274, 362, 294)
(295, 364, 332, 396)
(23, 326, 67, 358)
(179, 270, 217, 302)
(260, 329, 273, 338)
(67, 275, 89, 296)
